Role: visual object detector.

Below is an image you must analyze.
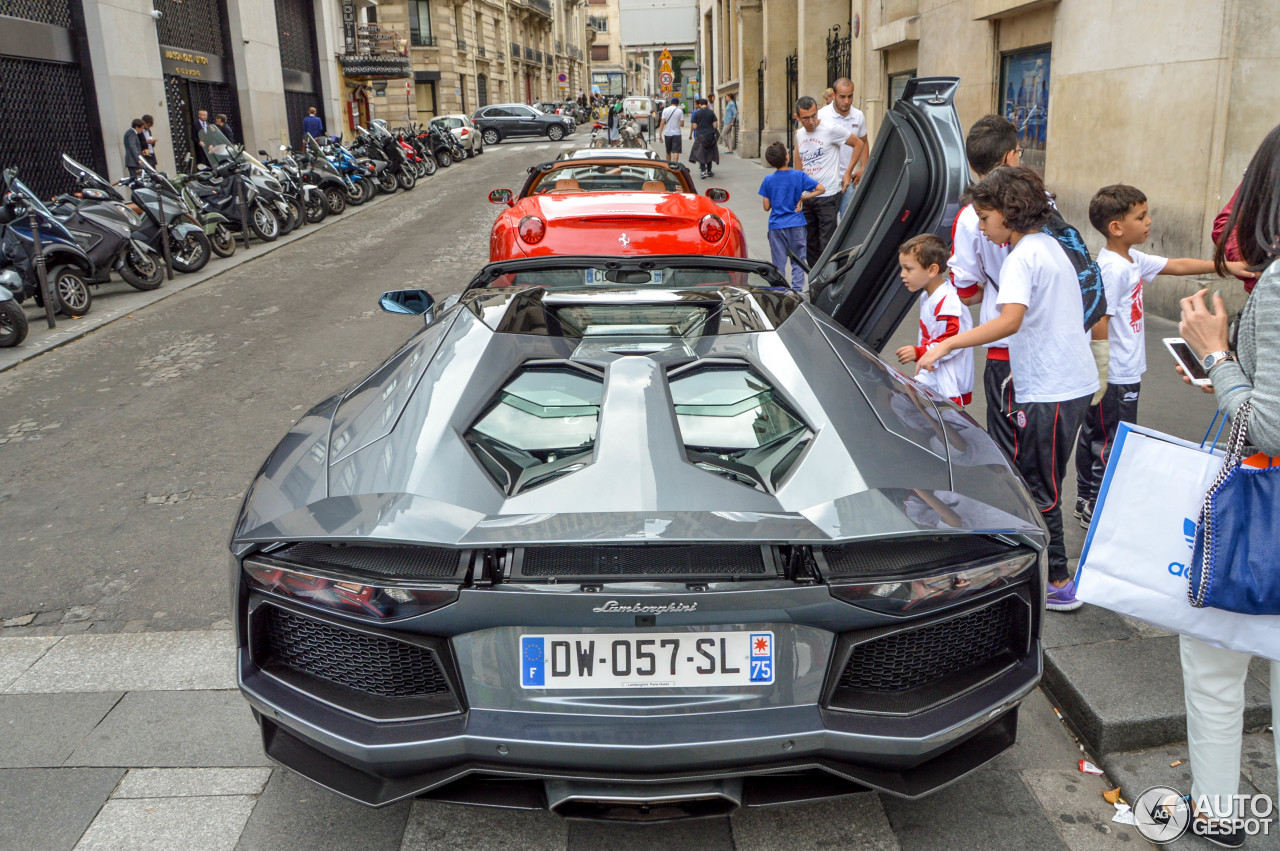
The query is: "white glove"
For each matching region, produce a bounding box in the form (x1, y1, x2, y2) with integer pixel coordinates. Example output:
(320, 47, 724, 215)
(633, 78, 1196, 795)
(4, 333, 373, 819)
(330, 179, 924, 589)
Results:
(1090, 340, 1109, 406)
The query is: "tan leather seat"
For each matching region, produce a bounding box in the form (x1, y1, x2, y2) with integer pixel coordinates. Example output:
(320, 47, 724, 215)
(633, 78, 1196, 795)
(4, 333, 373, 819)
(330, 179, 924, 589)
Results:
(551, 178, 582, 193)
(641, 180, 667, 193)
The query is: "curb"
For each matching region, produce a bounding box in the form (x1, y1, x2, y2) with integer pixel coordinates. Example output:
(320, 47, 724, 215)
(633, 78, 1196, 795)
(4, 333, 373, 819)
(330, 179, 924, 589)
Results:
(0, 164, 465, 375)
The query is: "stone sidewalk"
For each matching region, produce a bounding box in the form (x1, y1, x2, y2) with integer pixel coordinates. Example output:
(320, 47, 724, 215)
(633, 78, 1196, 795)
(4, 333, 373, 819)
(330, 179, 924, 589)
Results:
(1, 628, 1153, 851)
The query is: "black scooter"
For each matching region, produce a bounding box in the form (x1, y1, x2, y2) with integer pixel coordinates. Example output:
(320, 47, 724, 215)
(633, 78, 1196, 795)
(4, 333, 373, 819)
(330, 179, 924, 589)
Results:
(0, 168, 94, 316)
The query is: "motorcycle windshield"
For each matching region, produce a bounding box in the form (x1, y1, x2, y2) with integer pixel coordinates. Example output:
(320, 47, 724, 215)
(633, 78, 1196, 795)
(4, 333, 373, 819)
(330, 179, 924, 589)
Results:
(61, 154, 126, 201)
(2, 172, 76, 240)
(200, 125, 237, 167)
(136, 157, 180, 197)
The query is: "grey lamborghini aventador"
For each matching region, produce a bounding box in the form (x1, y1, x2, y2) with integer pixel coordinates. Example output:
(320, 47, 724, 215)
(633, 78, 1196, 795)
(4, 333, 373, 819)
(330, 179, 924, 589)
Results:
(230, 79, 1050, 819)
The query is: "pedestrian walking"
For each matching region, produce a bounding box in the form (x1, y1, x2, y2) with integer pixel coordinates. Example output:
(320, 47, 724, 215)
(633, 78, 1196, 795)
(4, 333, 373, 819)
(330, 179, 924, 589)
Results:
(214, 113, 236, 144)
(721, 93, 738, 153)
(1074, 184, 1253, 527)
(302, 106, 324, 141)
(817, 78, 867, 217)
(758, 141, 823, 291)
(949, 115, 1021, 461)
(1174, 121, 1280, 849)
(793, 95, 866, 265)
(661, 96, 684, 163)
(894, 234, 974, 406)
(123, 118, 146, 178)
(822, 87, 835, 106)
(689, 97, 719, 178)
(140, 114, 158, 168)
(917, 166, 1100, 612)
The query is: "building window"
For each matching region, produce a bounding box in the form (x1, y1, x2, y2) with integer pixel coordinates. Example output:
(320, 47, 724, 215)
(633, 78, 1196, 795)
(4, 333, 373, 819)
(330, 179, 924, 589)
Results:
(1000, 46, 1051, 174)
(409, 0, 433, 46)
(478, 73, 488, 107)
(460, 74, 468, 114)
(591, 44, 609, 61)
(888, 70, 915, 107)
(416, 81, 438, 118)
(588, 16, 608, 32)
(365, 6, 377, 23)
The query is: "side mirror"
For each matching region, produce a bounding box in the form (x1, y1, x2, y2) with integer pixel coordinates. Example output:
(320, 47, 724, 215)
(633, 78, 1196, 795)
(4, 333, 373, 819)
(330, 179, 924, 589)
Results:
(488, 188, 514, 206)
(706, 188, 730, 203)
(280, 145, 289, 152)
(379, 288, 436, 320)
(258, 149, 269, 156)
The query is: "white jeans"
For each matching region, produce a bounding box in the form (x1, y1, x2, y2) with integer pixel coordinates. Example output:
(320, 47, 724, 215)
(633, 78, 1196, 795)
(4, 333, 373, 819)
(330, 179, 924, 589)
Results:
(1180, 634, 1280, 817)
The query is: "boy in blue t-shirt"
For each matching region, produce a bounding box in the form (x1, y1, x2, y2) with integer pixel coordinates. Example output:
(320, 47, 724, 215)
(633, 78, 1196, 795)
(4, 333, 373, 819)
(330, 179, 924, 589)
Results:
(758, 141, 824, 290)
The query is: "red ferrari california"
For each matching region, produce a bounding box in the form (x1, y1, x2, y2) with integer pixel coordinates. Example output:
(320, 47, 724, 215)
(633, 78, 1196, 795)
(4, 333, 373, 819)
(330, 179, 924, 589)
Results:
(487, 156, 747, 261)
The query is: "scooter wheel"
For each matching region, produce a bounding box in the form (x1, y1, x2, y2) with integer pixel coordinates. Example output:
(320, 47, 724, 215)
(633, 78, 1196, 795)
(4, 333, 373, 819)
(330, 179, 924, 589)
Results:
(0, 299, 28, 348)
(210, 224, 237, 258)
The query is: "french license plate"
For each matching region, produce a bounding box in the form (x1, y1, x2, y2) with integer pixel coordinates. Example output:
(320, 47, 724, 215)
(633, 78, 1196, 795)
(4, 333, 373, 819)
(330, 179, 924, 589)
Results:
(519, 631, 774, 689)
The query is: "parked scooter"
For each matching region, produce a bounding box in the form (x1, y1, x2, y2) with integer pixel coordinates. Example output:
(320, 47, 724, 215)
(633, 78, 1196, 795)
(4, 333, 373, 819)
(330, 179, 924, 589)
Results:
(188, 157, 280, 243)
(150, 155, 236, 260)
(398, 130, 438, 178)
(321, 138, 377, 206)
(298, 136, 352, 214)
(0, 269, 28, 347)
(359, 123, 415, 192)
(46, 180, 166, 292)
(0, 168, 93, 316)
(199, 125, 291, 239)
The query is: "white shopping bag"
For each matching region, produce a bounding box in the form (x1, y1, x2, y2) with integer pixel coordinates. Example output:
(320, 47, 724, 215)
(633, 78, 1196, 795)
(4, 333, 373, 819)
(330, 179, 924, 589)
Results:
(1077, 422, 1280, 661)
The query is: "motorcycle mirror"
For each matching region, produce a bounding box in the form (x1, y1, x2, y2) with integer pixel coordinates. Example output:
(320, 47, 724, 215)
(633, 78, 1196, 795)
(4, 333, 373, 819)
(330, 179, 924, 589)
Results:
(488, 188, 513, 206)
(705, 188, 730, 203)
(379, 288, 436, 319)
(280, 145, 289, 152)
(258, 150, 268, 156)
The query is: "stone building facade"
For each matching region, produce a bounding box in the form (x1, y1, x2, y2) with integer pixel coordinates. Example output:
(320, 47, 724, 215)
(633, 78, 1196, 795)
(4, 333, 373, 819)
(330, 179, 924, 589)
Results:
(700, 0, 1280, 273)
(0, 0, 588, 193)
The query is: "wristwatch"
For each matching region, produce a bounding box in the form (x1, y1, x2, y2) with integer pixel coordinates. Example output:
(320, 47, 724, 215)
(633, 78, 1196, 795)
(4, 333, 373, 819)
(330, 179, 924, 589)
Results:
(1201, 350, 1236, 371)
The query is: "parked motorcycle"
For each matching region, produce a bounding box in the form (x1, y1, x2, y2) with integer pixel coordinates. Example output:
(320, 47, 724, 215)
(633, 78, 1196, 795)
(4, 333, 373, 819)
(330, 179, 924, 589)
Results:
(321, 138, 377, 206)
(200, 125, 290, 239)
(47, 178, 166, 292)
(0, 269, 28, 347)
(0, 168, 93, 316)
(156, 156, 237, 259)
(188, 159, 280, 243)
(298, 136, 353, 214)
(360, 123, 415, 192)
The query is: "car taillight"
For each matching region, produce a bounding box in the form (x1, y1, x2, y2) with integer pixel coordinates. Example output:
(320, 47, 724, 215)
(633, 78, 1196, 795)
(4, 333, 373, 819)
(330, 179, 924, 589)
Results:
(700, 214, 726, 243)
(243, 561, 458, 620)
(518, 215, 546, 244)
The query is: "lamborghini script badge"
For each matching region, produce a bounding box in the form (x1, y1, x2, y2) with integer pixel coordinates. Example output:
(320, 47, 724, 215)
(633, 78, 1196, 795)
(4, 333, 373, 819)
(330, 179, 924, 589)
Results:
(618, 233, 630, 248)
(592, 600, 697, 614)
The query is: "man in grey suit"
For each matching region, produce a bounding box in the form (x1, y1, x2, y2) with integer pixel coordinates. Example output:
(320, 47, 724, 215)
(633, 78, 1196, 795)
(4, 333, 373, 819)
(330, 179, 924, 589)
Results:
(123, 119, 146, 178)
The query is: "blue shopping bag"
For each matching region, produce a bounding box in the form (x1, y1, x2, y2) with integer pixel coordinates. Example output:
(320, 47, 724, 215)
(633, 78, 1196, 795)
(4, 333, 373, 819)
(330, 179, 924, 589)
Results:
(1189, 401, 1280, 615)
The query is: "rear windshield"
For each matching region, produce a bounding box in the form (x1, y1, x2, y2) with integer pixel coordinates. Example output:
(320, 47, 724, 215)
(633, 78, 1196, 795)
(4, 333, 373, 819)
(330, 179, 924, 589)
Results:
(529, 163, 685, 194)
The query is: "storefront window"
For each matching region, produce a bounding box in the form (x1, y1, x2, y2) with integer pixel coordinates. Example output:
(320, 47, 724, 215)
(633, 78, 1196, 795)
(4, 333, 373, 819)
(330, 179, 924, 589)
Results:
(1000, 47, 1051, 174)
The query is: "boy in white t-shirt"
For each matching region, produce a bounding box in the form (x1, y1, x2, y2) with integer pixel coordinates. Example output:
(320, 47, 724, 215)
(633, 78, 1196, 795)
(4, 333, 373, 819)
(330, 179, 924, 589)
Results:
(894, 234, 974, 406)
(1073, 184, 1254, 526)
(948, 115, 1021, 459)
(918, 166, 1099, 613)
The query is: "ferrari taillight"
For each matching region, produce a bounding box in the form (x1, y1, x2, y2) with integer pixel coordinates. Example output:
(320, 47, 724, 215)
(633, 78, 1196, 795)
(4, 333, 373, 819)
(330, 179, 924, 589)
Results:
(518, 216, 546, 244)
(699, 214, 726, 243)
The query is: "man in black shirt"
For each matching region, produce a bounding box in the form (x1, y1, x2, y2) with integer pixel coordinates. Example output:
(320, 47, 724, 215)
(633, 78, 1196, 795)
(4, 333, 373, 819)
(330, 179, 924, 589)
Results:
(689, 97, 719, 178)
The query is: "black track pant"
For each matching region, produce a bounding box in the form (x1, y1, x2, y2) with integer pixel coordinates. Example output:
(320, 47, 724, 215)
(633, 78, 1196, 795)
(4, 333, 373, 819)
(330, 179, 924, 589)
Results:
(1010, 394, 1091, 583)
(1074, 382, 1141, 503)
(802, 194, 839, 266)
(983, 356, 1017, 463)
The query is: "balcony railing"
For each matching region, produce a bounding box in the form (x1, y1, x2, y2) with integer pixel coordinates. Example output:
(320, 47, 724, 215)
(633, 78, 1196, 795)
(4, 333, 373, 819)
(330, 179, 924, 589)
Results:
(478, 44, 486, 57)
(567, 45, 582, 60)
(534, 49, 543, 63)
(457, 39, 468, 51)
(545, 54, 552, 67)
(555, 39, 563, 53)
(511, 41, 521, 59)
(528, 0, 552, 16)
(524, 46, 536, 60)
(411, 34, 437, 47)
(497, 49, 505, 61)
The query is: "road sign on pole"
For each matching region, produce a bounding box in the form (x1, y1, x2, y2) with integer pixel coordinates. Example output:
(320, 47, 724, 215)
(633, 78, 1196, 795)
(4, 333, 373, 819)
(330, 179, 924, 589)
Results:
(659, 71, 673, 88)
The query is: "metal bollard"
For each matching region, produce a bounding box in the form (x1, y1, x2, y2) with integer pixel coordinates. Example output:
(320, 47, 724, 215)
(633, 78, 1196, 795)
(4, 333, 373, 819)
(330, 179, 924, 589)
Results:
(28, 208, 56, 330)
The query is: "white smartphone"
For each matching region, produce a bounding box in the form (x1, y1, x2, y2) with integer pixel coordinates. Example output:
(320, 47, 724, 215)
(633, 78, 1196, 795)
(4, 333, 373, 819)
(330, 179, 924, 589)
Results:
(1163, 337, 1213, 387)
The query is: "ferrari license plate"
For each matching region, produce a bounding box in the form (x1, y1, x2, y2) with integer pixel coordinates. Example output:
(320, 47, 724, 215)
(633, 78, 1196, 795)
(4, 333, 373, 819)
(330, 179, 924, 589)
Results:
(519, 631, 774, 689)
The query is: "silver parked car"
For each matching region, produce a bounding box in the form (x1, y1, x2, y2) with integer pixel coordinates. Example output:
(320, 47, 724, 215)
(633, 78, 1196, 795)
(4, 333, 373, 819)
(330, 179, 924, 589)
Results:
(231, 79, 1047, 819)
(430, 114, 483, 158)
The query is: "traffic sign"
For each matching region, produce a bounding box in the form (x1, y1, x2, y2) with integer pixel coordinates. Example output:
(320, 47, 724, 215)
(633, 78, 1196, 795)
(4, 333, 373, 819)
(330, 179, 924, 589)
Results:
(659, 71, 673, 87)
(558, 73, 567, 83)
(660, 48, 672, 62)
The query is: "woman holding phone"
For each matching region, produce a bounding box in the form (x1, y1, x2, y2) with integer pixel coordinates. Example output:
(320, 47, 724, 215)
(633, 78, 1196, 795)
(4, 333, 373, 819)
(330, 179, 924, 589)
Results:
(1176, 122, 1280, 848)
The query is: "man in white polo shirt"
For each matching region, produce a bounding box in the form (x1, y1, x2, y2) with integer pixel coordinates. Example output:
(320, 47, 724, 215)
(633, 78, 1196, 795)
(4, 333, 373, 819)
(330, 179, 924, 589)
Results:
(817, 77, 868, 218)
(794, 95, 867, 266)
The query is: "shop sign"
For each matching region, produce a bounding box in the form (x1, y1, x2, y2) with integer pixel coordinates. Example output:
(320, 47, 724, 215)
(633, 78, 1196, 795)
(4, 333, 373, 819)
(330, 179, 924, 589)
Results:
(160, 45, 226, 84)
(341, 0, 357, 54)
(339, 54, 412, 79)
